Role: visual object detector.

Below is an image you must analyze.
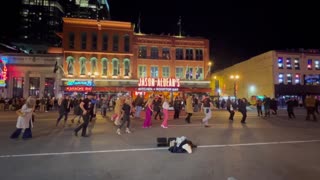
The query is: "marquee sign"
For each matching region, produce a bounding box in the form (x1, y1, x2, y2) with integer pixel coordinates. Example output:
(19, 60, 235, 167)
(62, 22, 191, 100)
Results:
(65, 80, 93, 86)
(65, 86, 93, 92)
(0, 59, 7, 87)
(138, 78, 180, 87)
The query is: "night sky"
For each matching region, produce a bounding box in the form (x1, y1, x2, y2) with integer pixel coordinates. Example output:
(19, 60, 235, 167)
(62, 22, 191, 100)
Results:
(1, 0, 319, 70)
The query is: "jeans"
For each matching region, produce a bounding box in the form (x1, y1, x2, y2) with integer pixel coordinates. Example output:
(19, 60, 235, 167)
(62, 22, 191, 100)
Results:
(202, 108, 212, 125)
(135, 106, 142, 118)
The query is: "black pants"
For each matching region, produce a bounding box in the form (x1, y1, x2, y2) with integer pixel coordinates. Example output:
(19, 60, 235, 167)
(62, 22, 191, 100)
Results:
(154, 110, 162, 120)
(228, 110, 235, 120)
(174, 109, 180, 119)
(287, 109, 295, 118)
(185, 113, 192, 123)
(10, 121, 32, 139)
(119, 114, 130, 129)
(241, 111, 247, 123)
(306, 107, 317, 121)
(257, 106, 262, 116)
(75, 114, 90, 136)
(56, 112, 69, 125)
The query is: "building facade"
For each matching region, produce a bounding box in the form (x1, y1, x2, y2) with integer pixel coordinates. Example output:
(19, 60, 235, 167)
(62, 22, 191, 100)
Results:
(212, 50, 320, 101)
(0, 53, 62, 98)
(61, 18, 211, 99)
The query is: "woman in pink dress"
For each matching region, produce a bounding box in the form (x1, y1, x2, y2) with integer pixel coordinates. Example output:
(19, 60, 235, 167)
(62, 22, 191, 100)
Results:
(143, 97, 153, 128)
(161, 97, 169, 128)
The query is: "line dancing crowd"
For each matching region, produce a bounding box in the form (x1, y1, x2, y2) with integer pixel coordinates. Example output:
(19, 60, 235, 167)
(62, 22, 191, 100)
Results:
(8, 92, 319, 140)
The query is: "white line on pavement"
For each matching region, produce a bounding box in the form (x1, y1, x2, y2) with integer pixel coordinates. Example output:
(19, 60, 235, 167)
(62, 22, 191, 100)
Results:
(1, 139, 320, 158)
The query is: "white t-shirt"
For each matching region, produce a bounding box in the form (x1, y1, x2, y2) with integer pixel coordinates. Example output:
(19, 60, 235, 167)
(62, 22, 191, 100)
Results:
(162, 101, 169, 110)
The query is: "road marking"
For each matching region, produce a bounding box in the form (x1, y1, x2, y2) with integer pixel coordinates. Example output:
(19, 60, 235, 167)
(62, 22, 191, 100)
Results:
(1, 139, 319, 158)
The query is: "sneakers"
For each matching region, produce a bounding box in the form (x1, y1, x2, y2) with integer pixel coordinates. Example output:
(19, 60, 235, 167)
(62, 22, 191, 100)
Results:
(125, 128, 131, 134)
(161, 125, 168, 128)
(116, 129, 121, 135)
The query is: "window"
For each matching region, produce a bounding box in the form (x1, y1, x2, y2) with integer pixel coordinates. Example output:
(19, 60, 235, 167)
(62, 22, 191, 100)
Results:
(278, 73, 284, 84)
(196, 49, 203, 60)
(101, 58, 108, 76)
(151, 66, 158, 78)
(278, 57, 283, 69)
(186, 67, 193, 79)
(124, 59, 130, 76)
(68, 32, 74, 49)
(307, 59, 312, 70)
(195, 67, 203, 80)
(287, 74, 292, 84)
(315, 60, 320, 70)
(90, 58, 97, 74)
(176, 48, 184, 60)
(79, 57, 87, 75)
(304, 74, 320, 85)
(138, 46, 147, 58)
(112, 59, 119, 76)
(138, 65, 147, 78)
(162, 48, 170, 59)
(102, 33, 108, 51)
(113, 34, 119, 51)
(295, 73, 300, 84)
(186, 49, 194, 60)
(162, 67, 170, 77)
(66, 56, 74, 75)
(91, 32, 97, 50)
(176, 67, 184, 78)
(81, 32, 87, 50)
(286, 58, 292, 69)
(124, 35, 130, 52)
(13, 77, 24, 98)
(29, 77, 40, 97)
(151, 47, 159, 59)
(294, 58, 300, 70)
(44, 78, 55, 98)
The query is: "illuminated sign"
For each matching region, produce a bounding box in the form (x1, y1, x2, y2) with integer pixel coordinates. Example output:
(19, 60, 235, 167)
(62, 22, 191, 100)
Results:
(0, 59, 7, 87)
(137, 87, 179, 92)
(0, 80, 5, 87)
(65, 80, 93, 86)
(138, 78, 180, 87)
(65, 86, 93, 92)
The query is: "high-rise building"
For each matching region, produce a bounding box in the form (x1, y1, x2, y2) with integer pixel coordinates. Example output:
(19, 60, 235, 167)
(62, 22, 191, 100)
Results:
(65, 0, 110, 20)
(20, 0, 65, 46)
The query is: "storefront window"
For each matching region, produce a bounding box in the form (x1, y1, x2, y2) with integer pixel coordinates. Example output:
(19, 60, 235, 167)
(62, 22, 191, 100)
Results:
(101, 58, 108, 76)
(138, 65, 146, 78)
(13, 77, 24, 98)
(196, 67, 203, 80)
(304, 75, 320, 85)
(162, 67, 170, 77)
(29, 77, 40, 97)
(175, 67, 183, 78)
(151, 66, 158, 78)
(44, 78, 55, 98)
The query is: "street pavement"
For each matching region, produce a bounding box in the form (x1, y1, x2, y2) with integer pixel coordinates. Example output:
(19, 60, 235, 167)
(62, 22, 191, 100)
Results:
(0, 108, 320, 180)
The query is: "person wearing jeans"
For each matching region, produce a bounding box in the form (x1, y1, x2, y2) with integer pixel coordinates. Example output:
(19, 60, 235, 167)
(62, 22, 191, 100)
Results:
(201, 95, 213, 127)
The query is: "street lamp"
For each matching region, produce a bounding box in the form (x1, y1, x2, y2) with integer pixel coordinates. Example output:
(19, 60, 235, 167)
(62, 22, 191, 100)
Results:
(230, 74, 240, 99)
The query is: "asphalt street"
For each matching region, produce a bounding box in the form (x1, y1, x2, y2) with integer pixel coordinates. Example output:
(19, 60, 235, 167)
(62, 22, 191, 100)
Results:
(0, 108, 320, 180)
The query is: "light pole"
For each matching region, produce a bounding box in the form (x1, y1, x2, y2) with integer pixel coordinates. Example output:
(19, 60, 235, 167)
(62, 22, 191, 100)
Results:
(230, 75, 239, 99)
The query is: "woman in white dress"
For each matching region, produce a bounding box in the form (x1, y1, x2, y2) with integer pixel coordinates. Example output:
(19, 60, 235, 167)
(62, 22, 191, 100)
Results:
(10, 96, 36, 139)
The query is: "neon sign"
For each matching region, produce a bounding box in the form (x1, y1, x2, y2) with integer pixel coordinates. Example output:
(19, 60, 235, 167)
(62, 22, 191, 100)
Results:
(138, 78, 180, 87)
(65, 86, 93, 92)
(65, 80, 93, 86)
(0, 59, 7, 87)
(137, 87, 179, 92)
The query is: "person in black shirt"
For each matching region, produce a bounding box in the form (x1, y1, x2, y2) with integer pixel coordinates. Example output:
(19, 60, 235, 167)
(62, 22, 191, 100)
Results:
(116, 98, 132, 135)
(74, 92, 95, 137)
(56, 95, 71, 127)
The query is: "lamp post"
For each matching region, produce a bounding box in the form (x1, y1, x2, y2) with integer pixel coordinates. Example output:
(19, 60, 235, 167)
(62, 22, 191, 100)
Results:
(230, 75, 239, 99)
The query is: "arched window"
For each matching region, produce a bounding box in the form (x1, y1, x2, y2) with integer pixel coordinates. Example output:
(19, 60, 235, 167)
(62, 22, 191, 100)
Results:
(66, 56, 74, 75)
(79, 57, 87, 75)
(112, 58, 119, 76)
(124, 35, 130, 52)
(123, 58, 130, 76)
(90, 57, 97, 74)
(101, 58, 108, 76)
(113, 34, 119, 51)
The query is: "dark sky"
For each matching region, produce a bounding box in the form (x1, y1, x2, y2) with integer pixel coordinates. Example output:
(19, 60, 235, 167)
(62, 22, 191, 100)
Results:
(1, 0, 319, 70)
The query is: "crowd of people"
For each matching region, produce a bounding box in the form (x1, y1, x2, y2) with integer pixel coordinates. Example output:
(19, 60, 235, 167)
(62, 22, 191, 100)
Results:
(6, 93, 320, 140)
